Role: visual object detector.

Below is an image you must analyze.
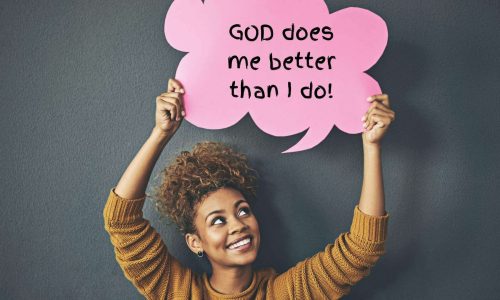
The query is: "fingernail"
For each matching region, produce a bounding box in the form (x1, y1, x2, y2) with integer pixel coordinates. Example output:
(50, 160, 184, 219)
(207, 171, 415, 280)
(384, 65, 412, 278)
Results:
(181, 111, 185, 116)
(363, 122, 367, 128)
(180, 88, 185, 93)
(361, 116, 366, 122)
(367, 97, 372, 101)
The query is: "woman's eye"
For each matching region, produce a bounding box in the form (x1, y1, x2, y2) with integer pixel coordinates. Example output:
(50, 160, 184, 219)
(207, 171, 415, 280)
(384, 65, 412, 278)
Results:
(212, 217, 224, 225)
(239, 207, 251, 216)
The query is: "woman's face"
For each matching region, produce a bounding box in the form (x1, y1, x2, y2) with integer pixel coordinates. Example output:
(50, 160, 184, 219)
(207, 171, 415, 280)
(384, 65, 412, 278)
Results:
(186, 187, 260, 269)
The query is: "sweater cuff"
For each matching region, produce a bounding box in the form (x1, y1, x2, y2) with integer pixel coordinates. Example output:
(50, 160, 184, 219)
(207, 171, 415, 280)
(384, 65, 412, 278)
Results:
(350, 205, 389, 243)
(103, 187, 147, 225)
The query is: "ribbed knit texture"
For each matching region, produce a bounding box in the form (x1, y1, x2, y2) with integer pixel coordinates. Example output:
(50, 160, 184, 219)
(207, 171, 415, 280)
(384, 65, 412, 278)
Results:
(103, 187, 390, 299)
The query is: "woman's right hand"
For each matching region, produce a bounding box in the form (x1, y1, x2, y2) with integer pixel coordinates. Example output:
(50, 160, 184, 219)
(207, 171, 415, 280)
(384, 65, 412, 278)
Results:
(154, 78, 186, 139)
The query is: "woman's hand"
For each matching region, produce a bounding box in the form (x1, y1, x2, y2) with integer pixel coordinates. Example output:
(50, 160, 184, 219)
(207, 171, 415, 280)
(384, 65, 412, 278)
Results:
(361, 94, 395, 146)
(154, 78, 186, 139)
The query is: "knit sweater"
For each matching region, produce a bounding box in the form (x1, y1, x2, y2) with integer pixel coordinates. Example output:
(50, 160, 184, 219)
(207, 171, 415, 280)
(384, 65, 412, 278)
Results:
(103, 187, 390, 299)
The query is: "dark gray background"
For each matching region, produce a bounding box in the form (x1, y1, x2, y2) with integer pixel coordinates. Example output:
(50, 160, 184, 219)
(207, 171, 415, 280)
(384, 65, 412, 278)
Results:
(1, 0, 499, 299)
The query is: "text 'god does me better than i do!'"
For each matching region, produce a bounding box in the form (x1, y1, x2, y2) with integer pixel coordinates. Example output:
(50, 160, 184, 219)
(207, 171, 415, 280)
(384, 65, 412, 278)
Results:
(227, 23, 337, 100)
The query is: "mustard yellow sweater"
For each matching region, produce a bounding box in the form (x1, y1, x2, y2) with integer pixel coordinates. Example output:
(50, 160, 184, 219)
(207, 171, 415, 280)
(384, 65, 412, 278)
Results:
(103, 187, 390, 299)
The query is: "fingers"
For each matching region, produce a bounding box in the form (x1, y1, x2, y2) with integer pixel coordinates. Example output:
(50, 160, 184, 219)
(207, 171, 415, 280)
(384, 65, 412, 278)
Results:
(362, 94, 395, 130)
(156, 96, 177, 121)
(156, 92, 184, 121)
(166, 79, 186, 117)
(168, 78, 184, 93)
(160, 88, 186, 117)
(365, 113, 393, 131)
(362, 103, 395, 122)
(367, 94, 390, 107)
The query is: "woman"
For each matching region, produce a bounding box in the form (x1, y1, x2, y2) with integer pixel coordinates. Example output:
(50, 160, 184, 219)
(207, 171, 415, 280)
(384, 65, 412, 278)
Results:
(103, 78, 395, 299)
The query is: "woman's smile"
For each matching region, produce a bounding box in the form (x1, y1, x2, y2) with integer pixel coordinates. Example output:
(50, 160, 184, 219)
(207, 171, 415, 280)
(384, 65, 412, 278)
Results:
(227, 236, 253, 252)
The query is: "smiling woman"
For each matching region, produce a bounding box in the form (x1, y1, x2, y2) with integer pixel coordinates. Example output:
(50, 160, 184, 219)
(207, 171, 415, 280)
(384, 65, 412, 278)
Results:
(151, 141, 262, 291)
(103, 78, 391, 299)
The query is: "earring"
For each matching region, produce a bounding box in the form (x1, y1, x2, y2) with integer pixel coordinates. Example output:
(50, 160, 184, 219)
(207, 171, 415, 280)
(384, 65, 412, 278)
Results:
(196, 251, 204, 258)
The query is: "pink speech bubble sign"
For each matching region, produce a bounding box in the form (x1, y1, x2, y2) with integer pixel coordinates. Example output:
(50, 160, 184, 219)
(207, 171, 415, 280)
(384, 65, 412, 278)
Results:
(164, 0, 388, 153)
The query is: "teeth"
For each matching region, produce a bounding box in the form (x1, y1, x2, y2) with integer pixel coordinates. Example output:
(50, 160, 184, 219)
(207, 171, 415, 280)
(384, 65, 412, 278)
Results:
(229, 238, 251, 249)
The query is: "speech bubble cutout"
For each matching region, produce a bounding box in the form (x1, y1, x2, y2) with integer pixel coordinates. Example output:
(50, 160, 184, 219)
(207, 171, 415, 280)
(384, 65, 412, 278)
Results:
(164, 0, 388, 153)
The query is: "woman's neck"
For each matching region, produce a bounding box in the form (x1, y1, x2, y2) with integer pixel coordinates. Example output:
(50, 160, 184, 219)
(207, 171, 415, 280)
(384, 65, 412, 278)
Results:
(209, 264, 253, 294)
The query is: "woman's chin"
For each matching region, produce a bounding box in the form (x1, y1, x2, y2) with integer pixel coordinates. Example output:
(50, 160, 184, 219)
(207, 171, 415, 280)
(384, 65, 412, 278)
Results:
(226, 248, 258, 265)
(228, 256, 257, 267)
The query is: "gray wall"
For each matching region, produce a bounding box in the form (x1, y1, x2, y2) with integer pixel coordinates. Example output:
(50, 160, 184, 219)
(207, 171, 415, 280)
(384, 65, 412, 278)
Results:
(1, 0, 499, 299)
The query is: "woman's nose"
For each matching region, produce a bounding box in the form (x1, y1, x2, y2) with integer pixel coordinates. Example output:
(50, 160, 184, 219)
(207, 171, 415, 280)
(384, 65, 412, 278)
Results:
(229, 218, 249, 234)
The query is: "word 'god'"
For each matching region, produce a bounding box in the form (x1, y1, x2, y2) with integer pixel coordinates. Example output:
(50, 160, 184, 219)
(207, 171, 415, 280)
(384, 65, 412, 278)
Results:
(229, 24, 334, 42)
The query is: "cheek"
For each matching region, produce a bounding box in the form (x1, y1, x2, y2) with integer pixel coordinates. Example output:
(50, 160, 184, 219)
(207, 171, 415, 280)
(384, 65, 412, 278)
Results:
(250, 218, 261, 250)
(250, 217, 260, 235)
(205, 230, 228, 249)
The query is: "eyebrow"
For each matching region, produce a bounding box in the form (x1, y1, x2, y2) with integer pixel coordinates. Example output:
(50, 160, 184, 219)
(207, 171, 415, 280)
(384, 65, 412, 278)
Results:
(205, 199, 248, 222)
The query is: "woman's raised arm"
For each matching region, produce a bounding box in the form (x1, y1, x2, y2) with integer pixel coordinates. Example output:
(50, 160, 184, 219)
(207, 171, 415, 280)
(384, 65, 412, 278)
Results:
(103, 79, 191, 299)
(358, 93, 395, 216)
(266, 94, 395, 299)
(114, 78, 186, 199)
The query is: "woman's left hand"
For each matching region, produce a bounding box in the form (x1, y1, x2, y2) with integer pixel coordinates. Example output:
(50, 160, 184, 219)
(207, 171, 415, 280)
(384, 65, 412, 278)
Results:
(361, 94, 395, 145)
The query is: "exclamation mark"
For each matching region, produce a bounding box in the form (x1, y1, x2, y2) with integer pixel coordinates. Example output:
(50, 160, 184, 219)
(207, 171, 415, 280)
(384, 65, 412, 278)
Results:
(328, 83, 333, 99)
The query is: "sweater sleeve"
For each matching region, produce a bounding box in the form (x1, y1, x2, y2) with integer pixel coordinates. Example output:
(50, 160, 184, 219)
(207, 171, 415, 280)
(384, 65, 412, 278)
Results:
(268, 205, 389, 299)
(103, 187, 192, 300)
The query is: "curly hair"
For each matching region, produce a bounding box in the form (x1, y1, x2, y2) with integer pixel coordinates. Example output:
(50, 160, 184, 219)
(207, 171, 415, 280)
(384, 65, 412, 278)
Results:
(150, 141, 259, 235)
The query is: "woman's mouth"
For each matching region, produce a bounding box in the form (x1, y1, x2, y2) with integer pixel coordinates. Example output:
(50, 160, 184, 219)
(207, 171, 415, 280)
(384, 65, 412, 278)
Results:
(227, 237, 252, 252)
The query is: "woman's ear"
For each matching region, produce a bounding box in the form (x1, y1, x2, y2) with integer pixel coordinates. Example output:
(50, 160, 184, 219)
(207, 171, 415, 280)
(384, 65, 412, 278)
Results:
(185, 233, 202, 253)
